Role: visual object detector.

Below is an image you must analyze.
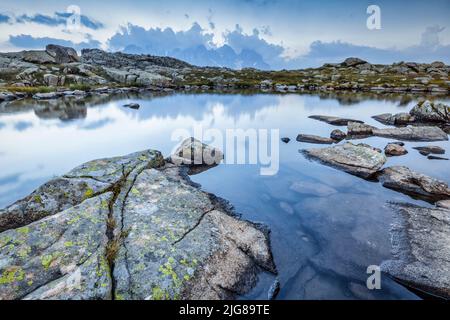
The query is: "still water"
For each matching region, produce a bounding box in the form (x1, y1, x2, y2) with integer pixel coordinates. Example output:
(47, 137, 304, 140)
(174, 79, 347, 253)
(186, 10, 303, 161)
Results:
(1, 91, 449, 299)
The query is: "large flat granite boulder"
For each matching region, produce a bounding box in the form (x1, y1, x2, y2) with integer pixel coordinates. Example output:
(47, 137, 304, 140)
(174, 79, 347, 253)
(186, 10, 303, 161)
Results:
(301, 142, 386, 179)
(0, 150, 275, 300)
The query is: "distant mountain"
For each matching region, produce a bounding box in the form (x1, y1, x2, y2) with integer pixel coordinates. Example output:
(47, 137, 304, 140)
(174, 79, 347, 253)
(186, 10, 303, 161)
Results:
(121, 44, 271, 70)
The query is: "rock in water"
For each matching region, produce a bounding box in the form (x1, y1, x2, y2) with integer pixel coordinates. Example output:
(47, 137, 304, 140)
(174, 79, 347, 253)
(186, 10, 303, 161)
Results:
(384, 143, 408, 157)
(267, 279, 280, 300)
(437, 200, 450, 209)
(281, 137, 290, 144)
(381, 203, 450, 299)
(0, 150, 275, 300)
(347, 122, 377, 137)
(330, 129, 346, 141)
(296, 134, 335, 144)
(301, 142, 386, 179)
(308, 115, 364, 126)
(123, 103, 140, 110)
(372, 113, 415, 125)
(372, 126, 448, 142)
(409, 100, 450, 123)
(413, 146, 445, 155)
(428, 155, 449, 160)
(377, 166, 450, 202)
(170, 137, 224, 167)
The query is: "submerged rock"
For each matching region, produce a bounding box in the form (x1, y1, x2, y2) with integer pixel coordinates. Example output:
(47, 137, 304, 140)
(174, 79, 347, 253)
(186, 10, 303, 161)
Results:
(377, 166, 450, 202)
(413, 146, 445, 156)
(267, 279, 280, 300)
(0, 149, 274, 300)
(409, 100, 450, 123)
(308, 115, 364, 126)
(296, 134, 335, 144)
(428, 155, 449, 160)
(382, 203, 450, 299)
(372, 126, 448, 141)
(301, 142, 386, 179)
(384, 143, 408, 157)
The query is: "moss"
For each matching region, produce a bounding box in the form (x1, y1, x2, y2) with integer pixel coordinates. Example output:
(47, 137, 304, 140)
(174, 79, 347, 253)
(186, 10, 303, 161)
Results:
(151, 286, 168, 300)
(17, 226, 30, 235)
(18, 246, 31, 259)
(0, 267, 25, 285)
(0, 86, 54, 94)
(67, 215, 81, 225)
(34, 195, 43, 205)
(41, 254, 55, 270)
(64, 241, 74, 247)
(0, 235, 12, 248)
(83, 188, 94, 200)
(115, 293, 125, 300)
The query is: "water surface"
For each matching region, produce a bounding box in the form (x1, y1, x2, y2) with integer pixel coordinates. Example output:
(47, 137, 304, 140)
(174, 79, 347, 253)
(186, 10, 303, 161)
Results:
(1, 91, 449, 299)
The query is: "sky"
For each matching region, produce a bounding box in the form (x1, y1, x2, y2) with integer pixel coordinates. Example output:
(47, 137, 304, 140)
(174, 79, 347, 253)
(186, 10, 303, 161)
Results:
(0, 0, 449, 69)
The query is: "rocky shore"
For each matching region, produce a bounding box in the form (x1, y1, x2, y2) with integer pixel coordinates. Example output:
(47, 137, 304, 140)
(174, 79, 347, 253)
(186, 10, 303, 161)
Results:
(296, 100, 450, 299)
(0, 139, 276, 300)
(0, 45, 449, 103)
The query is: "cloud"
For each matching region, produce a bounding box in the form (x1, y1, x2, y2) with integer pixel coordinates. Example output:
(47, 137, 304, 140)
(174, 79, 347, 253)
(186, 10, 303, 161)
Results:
(108, 23, 214, 54)
(0, 13, 10, 23)
(9, 34, 101, 51)
(224, 24, 284, 64)
(420, 25, 445, 47)
(107, 22, 279, 69)
(54, 12, 104, 30)
(289, 25, 450, 67)
(1, 12, 104, 30)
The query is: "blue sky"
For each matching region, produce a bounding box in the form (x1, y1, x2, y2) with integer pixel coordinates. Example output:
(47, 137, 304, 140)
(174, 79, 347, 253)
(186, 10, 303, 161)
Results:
(0, 0, 449, 68)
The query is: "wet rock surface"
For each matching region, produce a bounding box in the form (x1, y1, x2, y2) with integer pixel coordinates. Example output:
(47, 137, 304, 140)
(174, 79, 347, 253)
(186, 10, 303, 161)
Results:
(308, 115, 364, 126)
(372, 126, 448, 141)
(301, 142, 386, 178)
(347, 122, 377, 137)
(413, 145, 445, 156)
(372, 113, 415, 125)
(0, 150, 275, 300)
(377, 166, 450, 203)
(330, 129, 346, 141)
(428, 155, 449, 160)
(296, 134, 335, 144)
(384, 143, 408, 157)
(382, 203, 450, 299)
(169, 137, 224, 167)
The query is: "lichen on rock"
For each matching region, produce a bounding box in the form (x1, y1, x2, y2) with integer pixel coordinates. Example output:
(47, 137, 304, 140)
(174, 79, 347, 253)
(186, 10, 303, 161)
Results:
(0, 148, 275, 300)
